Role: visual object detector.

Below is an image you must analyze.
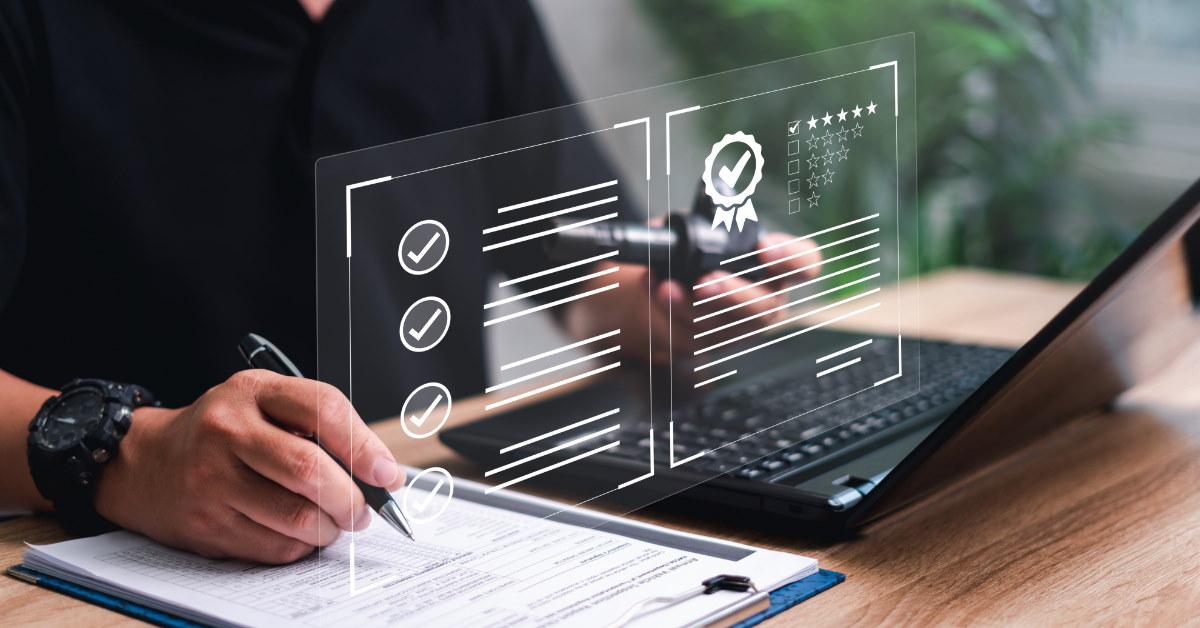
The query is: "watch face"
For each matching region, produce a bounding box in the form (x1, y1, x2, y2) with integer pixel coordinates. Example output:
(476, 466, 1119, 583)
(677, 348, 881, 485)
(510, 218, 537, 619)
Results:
(36, 389, 104, 451)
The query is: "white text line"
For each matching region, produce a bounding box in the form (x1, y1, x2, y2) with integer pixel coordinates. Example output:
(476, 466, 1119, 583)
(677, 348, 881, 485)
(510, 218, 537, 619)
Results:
(720, 213, 879, 266)
(484, 442, 621, 493)
(816, 339, 874, 364)
(497, 180, 618, 214)
(694, 302, 881, 372)
(817, 357, 862, 378)
(500, 408, 620, 454)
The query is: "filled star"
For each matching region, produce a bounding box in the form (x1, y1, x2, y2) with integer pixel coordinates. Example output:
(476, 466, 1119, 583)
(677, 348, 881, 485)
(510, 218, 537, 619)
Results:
(852, 105, 863, 118)
(806, 116, 818, 130)
(866, 101, 877, 115)
(837, 108, 848, 122)
(807, 191, 820, 207)
(821, 112, 833, 126)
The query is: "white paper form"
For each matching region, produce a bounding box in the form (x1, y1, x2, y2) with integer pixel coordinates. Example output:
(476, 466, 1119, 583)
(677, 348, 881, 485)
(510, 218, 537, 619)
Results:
(25, 475, 816, 627)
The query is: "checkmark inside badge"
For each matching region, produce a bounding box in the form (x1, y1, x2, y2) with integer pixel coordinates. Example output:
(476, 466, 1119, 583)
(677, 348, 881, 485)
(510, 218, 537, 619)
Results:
(408, 393, 444, 428)
(718, 149, 752, 190)
(407, 231, 441, 263)
(414, 477, 446, 512)
(408, 307, 443, 341)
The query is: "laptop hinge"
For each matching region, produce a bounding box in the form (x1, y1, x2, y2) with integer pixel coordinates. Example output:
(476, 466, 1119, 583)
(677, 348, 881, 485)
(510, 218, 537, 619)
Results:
(827, 469, 892, 511)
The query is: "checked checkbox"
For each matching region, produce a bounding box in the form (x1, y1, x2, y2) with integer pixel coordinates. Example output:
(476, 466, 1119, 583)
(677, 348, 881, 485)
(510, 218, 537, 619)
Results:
(400, 296, 451, 353)
(401, 382, 452, 439)
(402, 467, 455, 523)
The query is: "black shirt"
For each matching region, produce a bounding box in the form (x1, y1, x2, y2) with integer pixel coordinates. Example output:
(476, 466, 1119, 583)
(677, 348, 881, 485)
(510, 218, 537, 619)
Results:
(0, 1, 579, 410)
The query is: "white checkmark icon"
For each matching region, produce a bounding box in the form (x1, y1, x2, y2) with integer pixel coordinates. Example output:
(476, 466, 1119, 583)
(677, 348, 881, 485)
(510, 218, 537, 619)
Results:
(401, 466, 455, 522)
(788, 121, 800, 134)
(407, 307, 442, 341)
(718, 149, 752, 189)
(414, 477, 446, 512)
(406, 231, 441, 264)
(408, 393, 443, 428)
(401, 382, 451, 439)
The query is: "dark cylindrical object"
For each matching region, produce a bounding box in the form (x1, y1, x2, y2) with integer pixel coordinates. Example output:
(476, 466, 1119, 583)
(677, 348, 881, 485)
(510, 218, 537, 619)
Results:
(547, 220, 677, 274)
(544, 212, 760, 282)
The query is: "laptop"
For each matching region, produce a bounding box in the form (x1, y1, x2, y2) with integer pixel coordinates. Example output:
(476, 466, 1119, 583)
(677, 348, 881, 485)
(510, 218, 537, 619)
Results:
(443, 177, 1200, 531)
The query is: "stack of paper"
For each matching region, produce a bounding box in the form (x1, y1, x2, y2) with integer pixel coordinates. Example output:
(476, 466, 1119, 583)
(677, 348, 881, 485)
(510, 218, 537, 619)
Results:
(22, 474, 817, 626)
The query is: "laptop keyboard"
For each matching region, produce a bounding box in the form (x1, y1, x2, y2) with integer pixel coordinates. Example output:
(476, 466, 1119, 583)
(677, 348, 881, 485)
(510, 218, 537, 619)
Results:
(592, 339, 1013, 483)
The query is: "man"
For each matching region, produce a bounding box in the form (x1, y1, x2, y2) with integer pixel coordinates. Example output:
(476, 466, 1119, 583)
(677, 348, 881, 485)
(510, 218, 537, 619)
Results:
(0, 1, 818, 563)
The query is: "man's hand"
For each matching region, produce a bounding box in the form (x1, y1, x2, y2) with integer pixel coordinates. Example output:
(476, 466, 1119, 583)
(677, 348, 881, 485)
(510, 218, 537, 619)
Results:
(567, 231, 822, 362)
(94, 370, 405, 564)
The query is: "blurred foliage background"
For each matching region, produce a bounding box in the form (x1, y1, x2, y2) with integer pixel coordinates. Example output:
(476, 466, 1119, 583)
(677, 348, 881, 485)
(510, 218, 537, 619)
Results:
(636, 0, 1152, 280)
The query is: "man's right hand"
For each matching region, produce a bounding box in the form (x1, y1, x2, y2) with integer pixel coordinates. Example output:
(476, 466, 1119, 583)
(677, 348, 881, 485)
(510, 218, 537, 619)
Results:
(93, 370, 405, 564)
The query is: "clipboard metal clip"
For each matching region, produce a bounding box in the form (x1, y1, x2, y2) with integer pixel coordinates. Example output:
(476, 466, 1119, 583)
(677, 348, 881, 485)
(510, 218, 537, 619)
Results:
(610, 574, 759, 627)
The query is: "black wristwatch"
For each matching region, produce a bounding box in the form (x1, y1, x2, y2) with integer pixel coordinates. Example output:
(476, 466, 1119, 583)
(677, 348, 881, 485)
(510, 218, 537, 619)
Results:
(27, 379, 158, 536)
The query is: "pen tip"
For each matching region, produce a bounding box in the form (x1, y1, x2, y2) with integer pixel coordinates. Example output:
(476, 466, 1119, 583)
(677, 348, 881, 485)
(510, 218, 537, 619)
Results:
(378, 501, 416, 541)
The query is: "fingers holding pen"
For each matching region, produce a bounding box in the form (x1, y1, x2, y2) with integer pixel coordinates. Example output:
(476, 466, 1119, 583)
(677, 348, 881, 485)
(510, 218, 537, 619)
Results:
(241, 371, 405, 491)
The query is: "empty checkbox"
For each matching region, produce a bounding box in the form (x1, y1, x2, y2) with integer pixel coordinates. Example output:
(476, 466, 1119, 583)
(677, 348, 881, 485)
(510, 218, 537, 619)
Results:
(788, 159, 800, 175)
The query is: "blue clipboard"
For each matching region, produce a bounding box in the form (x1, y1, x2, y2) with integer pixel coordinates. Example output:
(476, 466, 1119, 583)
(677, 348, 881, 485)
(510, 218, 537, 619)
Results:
(7, 564, 203, 627)
(8, 563, 843, 627)
(735, 568, 845, 627)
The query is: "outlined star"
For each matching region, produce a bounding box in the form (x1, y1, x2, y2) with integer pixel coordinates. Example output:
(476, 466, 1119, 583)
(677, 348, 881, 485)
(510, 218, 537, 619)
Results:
(822, 131, 834, 146)
(821, 150, 835, 165)
(806, 134, 820, 150)
(807, 172, 821, 189)
(837, 108, 848, 122)
(866, 101, 878, 115)
(851, 122, 864, 138)
(836, 126, 849, 142)
(837, 146, 850, 161)
(821, 112, 833, 126)
(852, 105, 863, 118)
(824, 169, 835, 184)
(807, 191, 820, 207)
(807, 154, 821, 169)
(806, 116, 818, 130)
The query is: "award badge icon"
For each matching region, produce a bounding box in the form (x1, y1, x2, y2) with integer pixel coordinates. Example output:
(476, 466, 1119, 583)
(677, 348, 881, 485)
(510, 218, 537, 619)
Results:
(701, 131, 764, 232)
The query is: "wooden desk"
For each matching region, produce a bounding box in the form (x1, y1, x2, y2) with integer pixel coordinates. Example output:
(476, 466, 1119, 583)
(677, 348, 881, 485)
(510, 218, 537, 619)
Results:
(4, 269, 1200, 625)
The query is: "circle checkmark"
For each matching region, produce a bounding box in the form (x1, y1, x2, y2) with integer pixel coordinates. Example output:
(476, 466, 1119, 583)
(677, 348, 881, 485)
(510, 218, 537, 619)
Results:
(401, 382, 452, 439)
(397, 219, 450, 276)
(399, 296, 451, 353)
(401, 467, 454, 524)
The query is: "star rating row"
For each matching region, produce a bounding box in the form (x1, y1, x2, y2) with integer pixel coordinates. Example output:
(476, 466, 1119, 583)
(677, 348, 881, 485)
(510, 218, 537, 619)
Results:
(806, 123, 865, 151)
(805, 102, 877, 129)
(807, 169, 837, 189)
(806, 146, 850, 170)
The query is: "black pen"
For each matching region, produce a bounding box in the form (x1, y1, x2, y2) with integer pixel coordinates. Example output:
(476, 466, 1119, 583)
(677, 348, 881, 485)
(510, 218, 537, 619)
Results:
(237, 333, 415, 541)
